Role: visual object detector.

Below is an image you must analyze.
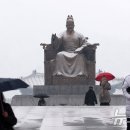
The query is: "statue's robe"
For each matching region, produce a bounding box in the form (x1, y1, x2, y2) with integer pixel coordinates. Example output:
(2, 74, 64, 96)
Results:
(53, 31, 89, 77)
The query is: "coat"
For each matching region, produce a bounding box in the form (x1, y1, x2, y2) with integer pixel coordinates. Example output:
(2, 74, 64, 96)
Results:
(99, 82, 111, 104)
(38, 98, 46, 106)
(84, 89, 97, 105)
(0, 102, 17, 130)
(122, 75, 130, 117)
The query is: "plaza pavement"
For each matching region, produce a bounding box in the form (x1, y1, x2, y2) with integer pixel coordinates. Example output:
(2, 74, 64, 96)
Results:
(13, 106, 126, 130)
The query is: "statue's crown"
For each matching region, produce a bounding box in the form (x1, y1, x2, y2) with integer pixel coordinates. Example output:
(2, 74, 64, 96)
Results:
(66, 15, 74, 22)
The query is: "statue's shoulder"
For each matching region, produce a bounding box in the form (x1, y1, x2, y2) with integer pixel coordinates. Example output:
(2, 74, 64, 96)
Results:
(74, 31, 85, 38)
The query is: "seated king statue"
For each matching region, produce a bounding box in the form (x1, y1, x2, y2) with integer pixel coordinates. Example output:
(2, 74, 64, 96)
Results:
(53, 15, 91, 77)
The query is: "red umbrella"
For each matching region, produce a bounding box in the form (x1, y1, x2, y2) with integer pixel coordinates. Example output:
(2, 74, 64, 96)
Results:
(95, 72, 115, 81)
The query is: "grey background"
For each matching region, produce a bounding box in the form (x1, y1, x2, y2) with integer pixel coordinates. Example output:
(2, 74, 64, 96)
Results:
(0, 0, 130, 78)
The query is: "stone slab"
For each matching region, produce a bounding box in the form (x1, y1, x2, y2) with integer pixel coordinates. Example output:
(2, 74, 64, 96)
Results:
(33, 85, 99, 95)
(13, 106, 126, 130)
(11, 95, 126, 106)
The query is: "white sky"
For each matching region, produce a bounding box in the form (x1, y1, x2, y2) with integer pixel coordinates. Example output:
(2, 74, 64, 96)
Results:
(0, 0, 130, 78)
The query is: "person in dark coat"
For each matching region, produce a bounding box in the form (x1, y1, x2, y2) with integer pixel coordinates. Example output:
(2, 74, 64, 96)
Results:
(38, 98, 46, 106)
(84, 86, 97, 106)
(0, 93, 17, 130)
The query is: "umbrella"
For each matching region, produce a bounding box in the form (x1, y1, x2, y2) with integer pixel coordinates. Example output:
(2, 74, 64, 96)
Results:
(0, 78, 29, 92)
(0, 78, 29, 112)
(34, 94, 49, 98)
(95, 72, 115, 81)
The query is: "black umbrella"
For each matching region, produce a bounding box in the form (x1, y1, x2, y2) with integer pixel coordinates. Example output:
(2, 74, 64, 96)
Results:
(0, 78, 29, 112)
(34, 94, 50, 98)
(0, 78, 29, 92)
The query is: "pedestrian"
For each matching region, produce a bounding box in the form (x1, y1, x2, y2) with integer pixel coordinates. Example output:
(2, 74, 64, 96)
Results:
(99, 77, 111, 106)
(0, 92, 17, 130)
(38, 98, 46, 106)
(84, 86, 97, 106)
(122, 75, 130, 130)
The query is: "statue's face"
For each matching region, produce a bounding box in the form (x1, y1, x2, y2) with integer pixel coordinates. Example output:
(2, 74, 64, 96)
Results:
(66, 20, 74, 33)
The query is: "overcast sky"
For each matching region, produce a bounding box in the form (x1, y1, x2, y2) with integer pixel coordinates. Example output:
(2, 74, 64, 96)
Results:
(0, 0, 130, 78)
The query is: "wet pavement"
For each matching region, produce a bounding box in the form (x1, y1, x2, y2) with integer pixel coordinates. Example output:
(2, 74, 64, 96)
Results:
(13, 106, 126, 130)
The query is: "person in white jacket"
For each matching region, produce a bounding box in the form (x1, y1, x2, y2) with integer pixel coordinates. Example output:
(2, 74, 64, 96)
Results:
(122, 75, 130, 130)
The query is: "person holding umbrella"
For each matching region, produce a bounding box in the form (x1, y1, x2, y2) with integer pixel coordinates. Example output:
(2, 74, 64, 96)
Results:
(38, 98, 46, 106)
(96, 72, 115, 106)
(0, 78, 29, 129)
(122, 75, 130, 130)
(36, 94, 49, 106)
(99, 76, 111, 106)
(0, 92, 17, 130)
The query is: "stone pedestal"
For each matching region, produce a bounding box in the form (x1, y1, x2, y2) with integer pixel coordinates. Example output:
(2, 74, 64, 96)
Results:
(32, 85, 100, 106)
(33, 85, 99, 95)
(52, 75, 95, 85)
(11, 94, 126, 106)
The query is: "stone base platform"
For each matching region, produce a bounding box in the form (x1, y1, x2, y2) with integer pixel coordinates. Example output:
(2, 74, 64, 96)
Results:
(11, 85, 126, 106)
(33, 85, 100, 95)
(11, 95, 126, 106)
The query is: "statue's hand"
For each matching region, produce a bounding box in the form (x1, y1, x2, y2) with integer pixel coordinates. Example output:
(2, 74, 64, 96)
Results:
(74, 47, 83, 53)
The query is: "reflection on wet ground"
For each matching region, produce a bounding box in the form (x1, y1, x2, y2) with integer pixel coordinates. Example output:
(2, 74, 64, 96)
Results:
(13, 106, 126, 130)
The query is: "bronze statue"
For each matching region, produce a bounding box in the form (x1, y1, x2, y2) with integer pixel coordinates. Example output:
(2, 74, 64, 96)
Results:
(52, 15, 91, 77)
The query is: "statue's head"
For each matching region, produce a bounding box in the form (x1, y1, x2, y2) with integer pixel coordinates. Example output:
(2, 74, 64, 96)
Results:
(66, 15, 74, 33)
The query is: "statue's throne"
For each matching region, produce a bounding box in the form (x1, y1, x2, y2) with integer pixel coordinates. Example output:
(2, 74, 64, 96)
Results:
(41, 35, 99, 86)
